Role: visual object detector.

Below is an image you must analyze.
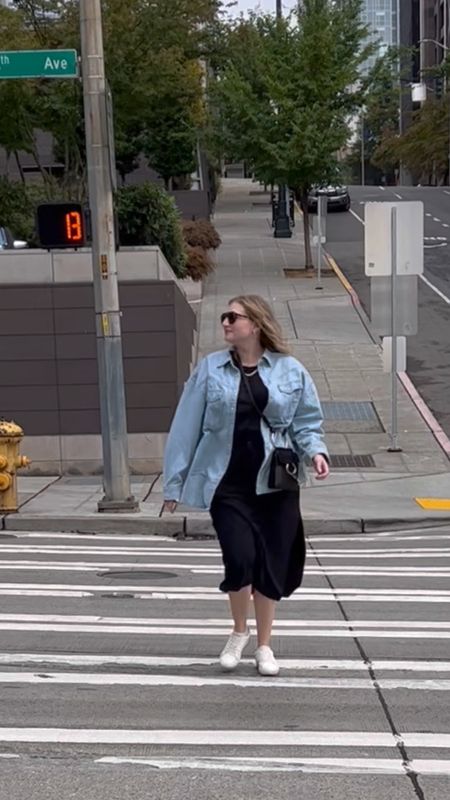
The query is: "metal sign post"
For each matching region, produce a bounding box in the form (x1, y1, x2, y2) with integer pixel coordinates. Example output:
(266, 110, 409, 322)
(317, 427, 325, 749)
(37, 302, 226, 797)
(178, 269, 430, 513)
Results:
(389, 207, 401, 452)
(365, 201, 424, 454)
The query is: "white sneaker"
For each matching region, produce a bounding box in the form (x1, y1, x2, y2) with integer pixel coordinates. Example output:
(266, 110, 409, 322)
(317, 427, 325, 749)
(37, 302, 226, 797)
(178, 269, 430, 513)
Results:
(255, 645, 280, 676)
(219, 629, 251, 672)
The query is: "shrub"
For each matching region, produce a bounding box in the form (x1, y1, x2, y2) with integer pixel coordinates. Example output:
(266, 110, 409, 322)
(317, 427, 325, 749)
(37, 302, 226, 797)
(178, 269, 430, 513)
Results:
(185, 245, 214, 282)
(182, 219, 221, 250)
(116, 183, 187, 278)
(0, 178, 36, 244)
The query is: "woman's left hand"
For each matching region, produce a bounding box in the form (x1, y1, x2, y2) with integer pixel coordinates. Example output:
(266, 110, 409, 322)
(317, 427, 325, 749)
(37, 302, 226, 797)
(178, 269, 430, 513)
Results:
(312, 454, 330, 481)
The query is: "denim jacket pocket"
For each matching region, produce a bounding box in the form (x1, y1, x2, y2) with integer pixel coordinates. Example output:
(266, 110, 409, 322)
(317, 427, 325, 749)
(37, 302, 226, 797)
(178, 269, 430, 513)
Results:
(203, 392, 225, 431)
(277, 381, 301, 423)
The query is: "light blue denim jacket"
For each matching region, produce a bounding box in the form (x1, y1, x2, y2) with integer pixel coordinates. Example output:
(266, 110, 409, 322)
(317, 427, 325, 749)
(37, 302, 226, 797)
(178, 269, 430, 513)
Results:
(163, 349, 328, 510)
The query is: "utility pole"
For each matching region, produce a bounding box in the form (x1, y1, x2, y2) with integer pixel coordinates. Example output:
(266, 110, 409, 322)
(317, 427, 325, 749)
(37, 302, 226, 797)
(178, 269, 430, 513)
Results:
(80, 0, 137, 512)
(273, 0, 292, 239)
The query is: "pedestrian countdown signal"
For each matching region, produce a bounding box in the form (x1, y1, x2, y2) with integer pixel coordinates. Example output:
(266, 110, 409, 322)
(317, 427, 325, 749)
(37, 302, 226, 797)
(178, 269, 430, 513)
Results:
(37, 203, 87, 249)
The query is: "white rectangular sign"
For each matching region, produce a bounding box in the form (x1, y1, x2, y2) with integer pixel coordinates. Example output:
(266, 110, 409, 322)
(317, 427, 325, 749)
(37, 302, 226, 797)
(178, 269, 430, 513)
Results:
(382, 336, 407, 373)
(364, 202, 424, 277)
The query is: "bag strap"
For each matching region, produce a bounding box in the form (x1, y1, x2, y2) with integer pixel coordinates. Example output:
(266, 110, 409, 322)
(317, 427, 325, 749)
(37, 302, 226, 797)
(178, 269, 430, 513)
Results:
(233, 352, 276, 434)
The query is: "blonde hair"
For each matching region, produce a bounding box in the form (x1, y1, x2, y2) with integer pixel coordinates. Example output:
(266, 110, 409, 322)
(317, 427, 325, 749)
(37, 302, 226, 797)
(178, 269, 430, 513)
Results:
(229, 295, 290, 354)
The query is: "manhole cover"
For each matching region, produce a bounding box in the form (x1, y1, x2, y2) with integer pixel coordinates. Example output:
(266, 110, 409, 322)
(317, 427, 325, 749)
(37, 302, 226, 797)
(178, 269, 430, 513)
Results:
(98, 570, 177, 580)
(322, 402, 384, 433)
(329, 454, 376, 469)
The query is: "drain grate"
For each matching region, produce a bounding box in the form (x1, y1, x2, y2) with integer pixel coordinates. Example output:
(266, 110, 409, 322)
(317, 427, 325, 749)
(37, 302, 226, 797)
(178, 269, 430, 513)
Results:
(329, 454, 376, 469)
(322, 401, 384, 433)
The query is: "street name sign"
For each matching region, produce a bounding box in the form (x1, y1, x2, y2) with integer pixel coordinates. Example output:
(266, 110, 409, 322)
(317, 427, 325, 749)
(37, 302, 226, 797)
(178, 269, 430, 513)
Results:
(0, 50, 78, 80)
(364, 201, 424, 276)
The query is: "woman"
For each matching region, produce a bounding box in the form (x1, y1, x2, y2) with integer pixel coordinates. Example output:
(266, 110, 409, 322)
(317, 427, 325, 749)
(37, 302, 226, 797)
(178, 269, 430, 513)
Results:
(163, 295, 329, 676)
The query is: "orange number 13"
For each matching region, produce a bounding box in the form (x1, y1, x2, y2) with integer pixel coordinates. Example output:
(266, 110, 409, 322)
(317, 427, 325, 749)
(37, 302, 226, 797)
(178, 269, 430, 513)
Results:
(65, 211, 83, 242)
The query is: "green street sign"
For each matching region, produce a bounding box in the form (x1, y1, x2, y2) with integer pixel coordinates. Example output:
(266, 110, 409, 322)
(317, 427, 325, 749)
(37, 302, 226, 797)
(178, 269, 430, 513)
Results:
(0, 49, 78, 80)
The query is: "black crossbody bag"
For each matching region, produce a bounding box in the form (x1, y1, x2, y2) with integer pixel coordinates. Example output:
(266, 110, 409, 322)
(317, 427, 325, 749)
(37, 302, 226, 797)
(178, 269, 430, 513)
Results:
(236, 358, 300, 492)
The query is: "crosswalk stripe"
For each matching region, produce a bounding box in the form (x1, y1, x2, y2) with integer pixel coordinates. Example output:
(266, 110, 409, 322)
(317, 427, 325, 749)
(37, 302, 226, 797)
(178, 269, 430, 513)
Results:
(1, 587, 449, 603)
(0, 613, 448, 629)
(0, 583, 449, 598)
(0, 622, 449, 638)
(0, 728, 446, 747)
(2, 670, 450, 691)
(2, 654, 449, 671)
(95, 756, 450, 776)
(1, 561, 450, 577)
(96, 755, 407, 774)
(2, 545, 450, 558)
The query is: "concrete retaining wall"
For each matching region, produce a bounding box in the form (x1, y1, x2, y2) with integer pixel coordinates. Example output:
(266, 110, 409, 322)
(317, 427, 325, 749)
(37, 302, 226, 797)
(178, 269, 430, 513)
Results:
(0, 248, 197, 475)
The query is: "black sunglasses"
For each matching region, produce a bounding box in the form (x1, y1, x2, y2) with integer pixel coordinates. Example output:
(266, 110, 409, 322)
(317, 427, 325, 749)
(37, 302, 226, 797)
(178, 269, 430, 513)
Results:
(220, 311, 249, 325)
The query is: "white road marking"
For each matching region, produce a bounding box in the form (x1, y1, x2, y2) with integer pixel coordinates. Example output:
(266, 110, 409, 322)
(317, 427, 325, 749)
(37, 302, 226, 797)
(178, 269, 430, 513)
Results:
(2, 559, 450, 576)
(426, 212, 432, 216)
(3, 583, 450, 597)
(2, 653, 450, 672)
(379, 186, 386, 191)
(3, 545, 450, 560)
(0, 546, 222, 556)
(420, 273, 450, 304)
(444, 190, 450, 196)
(394, 193, 402, 200)
(0, 728, 448, 748)
(96, 755, 406, 774)
(3, 613, 450, 630)
(1, 622, 449, 638)
(433, 217, 441, 222)
(3, 670, 450, 692)
(443, 223, 449, 228)
(0, 728, 399, 746)
(2, 587, 450, 603)
(95, 755, 450, 776)
(350, 209, 365, 225)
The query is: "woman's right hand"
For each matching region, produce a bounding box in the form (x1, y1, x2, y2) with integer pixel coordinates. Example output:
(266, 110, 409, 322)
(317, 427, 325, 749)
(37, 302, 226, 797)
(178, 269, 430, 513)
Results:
(163, 500, 178, 513)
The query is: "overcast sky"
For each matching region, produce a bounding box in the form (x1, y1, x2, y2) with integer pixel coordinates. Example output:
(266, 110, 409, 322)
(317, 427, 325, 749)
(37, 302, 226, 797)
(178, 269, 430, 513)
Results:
(232, 0, 297, 15)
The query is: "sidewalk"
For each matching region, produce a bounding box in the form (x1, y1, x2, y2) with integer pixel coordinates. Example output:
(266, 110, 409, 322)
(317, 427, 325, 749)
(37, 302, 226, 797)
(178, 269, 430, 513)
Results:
(6, 178, 450, 535)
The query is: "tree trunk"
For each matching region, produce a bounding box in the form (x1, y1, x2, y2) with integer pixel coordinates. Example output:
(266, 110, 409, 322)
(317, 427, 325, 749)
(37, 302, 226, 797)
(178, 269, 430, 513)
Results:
(14, 151, 26, 184)
(300, 190, 314, 269)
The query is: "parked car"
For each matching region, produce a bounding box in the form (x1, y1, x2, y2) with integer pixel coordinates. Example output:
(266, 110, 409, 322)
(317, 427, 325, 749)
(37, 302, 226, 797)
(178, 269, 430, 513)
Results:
(308, 185, 351, 212)
(0, 226, 28, 250)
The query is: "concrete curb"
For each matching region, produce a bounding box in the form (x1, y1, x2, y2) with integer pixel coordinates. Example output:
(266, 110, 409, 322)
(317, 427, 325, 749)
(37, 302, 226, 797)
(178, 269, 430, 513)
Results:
(326, 252, 450, 463)
(3, 514, 450, 537)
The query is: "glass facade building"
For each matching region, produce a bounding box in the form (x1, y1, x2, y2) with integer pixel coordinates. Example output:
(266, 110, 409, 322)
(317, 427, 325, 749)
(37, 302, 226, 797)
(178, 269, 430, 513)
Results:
(361, 0, 398, 69)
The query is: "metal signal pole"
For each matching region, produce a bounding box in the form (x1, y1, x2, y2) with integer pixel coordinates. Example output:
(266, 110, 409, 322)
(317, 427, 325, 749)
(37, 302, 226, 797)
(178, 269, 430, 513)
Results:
(273, 0, 292, 239)
(80, 0, 137, 512)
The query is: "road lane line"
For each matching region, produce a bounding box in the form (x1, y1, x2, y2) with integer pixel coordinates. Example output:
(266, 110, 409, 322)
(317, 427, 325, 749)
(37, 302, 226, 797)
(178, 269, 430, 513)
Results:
(349, 209, 365, 225)
(394, 193, 402, 200)
(420, 273, 450, 304)
(433, 217, 442, 222)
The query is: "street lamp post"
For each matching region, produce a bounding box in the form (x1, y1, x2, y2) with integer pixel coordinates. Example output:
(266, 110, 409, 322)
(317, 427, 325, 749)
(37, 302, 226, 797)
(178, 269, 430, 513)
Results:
(416, 38, 450, 186)
(273, 0, 292, 239)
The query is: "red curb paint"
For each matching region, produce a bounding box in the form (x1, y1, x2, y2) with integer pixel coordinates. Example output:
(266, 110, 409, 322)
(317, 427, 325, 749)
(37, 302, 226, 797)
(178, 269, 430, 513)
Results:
(327, 252, 450, 462)
(398, 372, 450, 458)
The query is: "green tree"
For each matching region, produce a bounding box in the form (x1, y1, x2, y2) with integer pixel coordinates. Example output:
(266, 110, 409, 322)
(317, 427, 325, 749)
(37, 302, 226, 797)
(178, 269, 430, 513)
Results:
(209, 1, 371, 267)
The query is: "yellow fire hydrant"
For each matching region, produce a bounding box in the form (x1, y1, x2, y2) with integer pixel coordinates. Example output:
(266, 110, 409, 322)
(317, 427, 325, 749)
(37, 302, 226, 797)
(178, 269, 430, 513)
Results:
(0, 420, 31, 513)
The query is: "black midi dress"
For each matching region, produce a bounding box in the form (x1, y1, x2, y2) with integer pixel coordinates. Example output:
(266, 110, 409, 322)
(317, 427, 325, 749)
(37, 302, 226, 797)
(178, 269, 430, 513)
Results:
(210, 364, 306, 602)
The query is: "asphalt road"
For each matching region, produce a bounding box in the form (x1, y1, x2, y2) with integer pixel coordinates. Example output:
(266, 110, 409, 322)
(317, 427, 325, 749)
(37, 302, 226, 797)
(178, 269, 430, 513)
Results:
(0, 529, 449, 799)
(324, 185, 450, 439)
